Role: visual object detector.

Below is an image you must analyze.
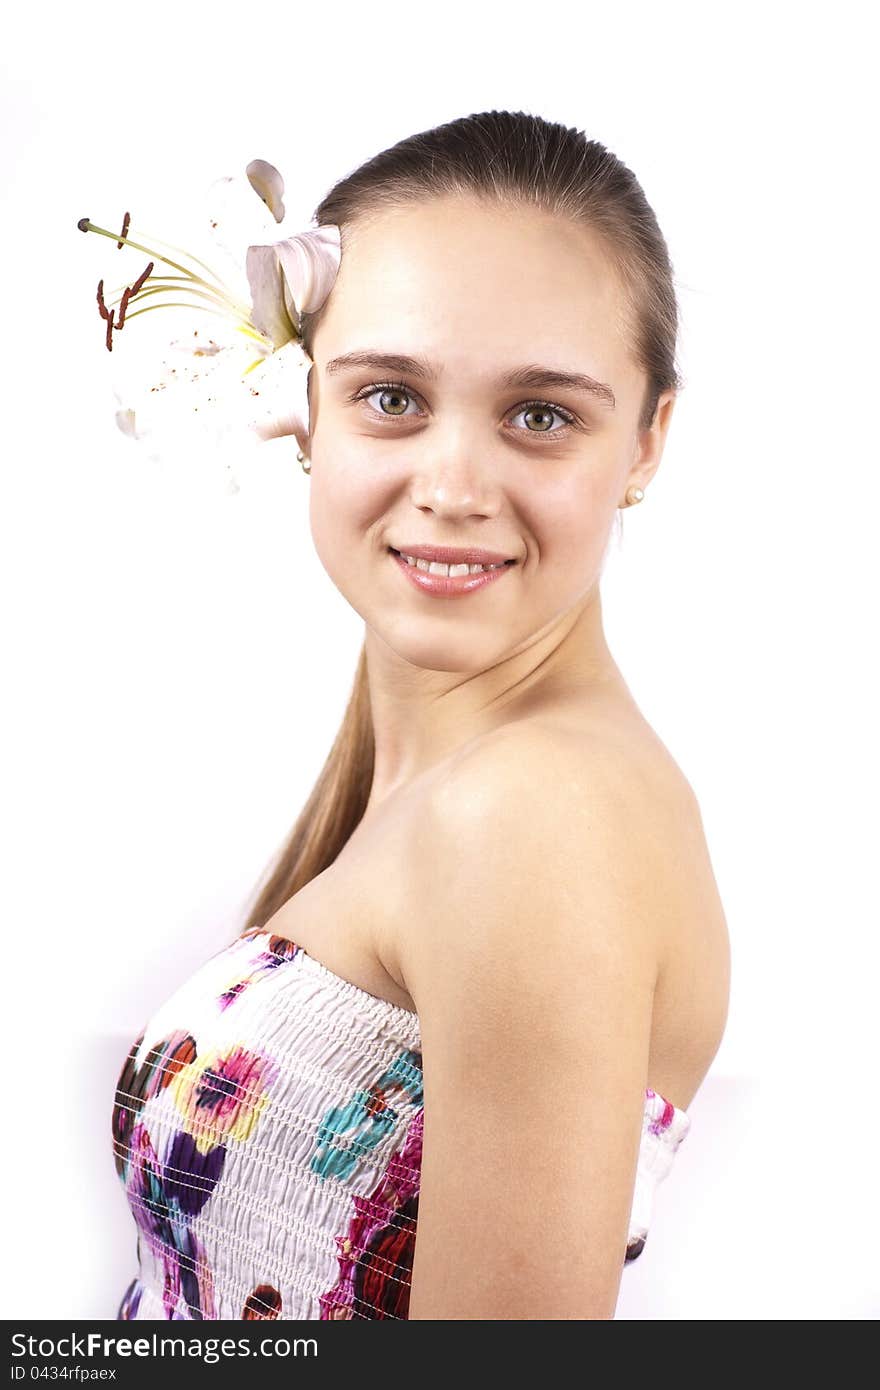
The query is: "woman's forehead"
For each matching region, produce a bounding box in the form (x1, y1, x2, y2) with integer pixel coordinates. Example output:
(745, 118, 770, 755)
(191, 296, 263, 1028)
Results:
(316, 198, 631, 379)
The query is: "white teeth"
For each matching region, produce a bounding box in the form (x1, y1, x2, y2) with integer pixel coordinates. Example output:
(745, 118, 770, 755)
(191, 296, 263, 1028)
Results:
(397, 550, 506, 575)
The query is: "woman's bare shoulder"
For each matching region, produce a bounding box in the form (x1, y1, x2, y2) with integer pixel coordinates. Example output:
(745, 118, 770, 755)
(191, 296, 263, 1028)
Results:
(396, 709, 730, 1108)
(434, 706, 701, 836)
(397, 711, 682, 985)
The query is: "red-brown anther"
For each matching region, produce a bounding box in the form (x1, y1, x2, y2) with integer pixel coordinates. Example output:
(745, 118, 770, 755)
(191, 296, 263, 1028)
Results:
(117, 286, 131, 329)
(130, 261, 154, 295)
(105, 307, 115, 352)
(97, 279, 110, 323)
(117, 212, 131, 249)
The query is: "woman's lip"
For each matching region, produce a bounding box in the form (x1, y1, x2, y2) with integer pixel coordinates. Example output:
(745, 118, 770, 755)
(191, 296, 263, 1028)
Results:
(389, 544, 514, 565)
(389, 548, 515, 598)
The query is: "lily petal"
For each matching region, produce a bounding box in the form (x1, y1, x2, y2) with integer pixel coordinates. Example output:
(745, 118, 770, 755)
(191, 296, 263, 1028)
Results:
(204, 173, 280, 297)
(245, 245, 296, 349)
(110, 312, 311, 459)
(246, 159, 286, 223)
(246, 225, 341, 349)
(108, 309, 266, 443)
(245, 339, 312, 454)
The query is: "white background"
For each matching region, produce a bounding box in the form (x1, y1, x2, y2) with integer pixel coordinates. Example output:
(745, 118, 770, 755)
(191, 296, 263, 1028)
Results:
(2, 0, 877, 1320)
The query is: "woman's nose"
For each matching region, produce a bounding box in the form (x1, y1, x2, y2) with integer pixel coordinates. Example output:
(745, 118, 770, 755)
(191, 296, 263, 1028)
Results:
(407, 442, 502, 520)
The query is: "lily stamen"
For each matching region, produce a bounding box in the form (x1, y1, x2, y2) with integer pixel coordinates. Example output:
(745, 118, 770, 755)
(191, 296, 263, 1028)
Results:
(99, 280, 263, 346)
(110, 274, 250, 322)
(130, 261, 153, 296)
(82, 212, 269, 352)
(117, 287, 131, 329)
(77, 218, 254, 320)
(119, 299, 268, 345)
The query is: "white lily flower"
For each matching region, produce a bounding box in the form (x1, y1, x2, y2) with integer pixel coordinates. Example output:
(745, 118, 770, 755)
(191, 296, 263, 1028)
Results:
(198, 159, 288, 309)
(78, 161, 341, 492)
(246, 224, 344, 350)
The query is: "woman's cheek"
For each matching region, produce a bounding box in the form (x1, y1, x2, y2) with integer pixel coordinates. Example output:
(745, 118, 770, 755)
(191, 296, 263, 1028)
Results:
(308, 476, 349, 582)
(308, 465, 382, 600)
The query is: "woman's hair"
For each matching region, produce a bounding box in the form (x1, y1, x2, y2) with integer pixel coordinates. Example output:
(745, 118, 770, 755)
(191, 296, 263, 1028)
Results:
(240, 108, 683, 935)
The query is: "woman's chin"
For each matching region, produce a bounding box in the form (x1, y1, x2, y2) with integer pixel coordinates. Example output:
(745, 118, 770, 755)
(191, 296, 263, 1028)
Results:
(370, 627, 511, 676)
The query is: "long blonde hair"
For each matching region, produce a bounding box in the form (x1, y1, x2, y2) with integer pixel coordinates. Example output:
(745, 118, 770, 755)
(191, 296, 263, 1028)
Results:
(240, 109, 683, 935)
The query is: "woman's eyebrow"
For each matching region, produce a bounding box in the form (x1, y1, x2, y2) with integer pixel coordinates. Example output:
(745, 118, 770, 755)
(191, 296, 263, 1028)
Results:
(324, 350, 616, 410)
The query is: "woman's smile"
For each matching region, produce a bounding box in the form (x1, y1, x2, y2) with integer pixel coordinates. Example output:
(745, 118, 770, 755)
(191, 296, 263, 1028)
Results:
(387, 545, 517, 597)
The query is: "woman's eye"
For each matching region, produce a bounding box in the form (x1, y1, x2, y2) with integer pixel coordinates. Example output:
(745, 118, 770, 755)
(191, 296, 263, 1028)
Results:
(358, 384, 421, 418)
(510, 403, 575, 434)
(353, 382, 577, 436)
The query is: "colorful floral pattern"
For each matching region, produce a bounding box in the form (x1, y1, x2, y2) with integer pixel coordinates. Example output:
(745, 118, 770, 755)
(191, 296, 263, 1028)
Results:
(216, 931, 300, 1010)
(168, 1043, 278, 1155)
(122, 1117, 218, 1318)
(242, 1284, 283, 1319)
(319, 1103, 423, 1319)
(645, 1086, 676, 1137)
(311, 1047, 423, 1182)
(113, 976, 285, 1319)
(112, 1030, 197, 1181)
(113, 929, 691, 1318)
(117, 1278, 143, 1320)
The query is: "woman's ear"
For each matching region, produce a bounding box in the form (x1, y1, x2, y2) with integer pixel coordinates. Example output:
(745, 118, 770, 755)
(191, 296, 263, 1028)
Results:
(627, 390, 677, 494)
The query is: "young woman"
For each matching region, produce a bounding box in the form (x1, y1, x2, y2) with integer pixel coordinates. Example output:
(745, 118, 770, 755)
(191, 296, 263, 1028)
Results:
(112, 110, 730, 1322)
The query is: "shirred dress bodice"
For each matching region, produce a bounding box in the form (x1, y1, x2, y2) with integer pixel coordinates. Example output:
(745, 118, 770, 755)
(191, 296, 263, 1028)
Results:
(112, 925, 691, 1320)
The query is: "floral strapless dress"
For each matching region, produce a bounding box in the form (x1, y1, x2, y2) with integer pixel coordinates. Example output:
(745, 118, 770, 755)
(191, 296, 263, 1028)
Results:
(112, 926, 691, 1320)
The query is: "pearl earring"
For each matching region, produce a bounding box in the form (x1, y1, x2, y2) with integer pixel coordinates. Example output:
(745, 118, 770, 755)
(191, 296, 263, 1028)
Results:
(625, 485, 645, 506)
(297, 450, 311, 475)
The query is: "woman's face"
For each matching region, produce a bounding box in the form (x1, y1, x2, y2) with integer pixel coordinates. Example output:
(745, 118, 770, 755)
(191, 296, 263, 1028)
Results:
(307, 196, 674, 673)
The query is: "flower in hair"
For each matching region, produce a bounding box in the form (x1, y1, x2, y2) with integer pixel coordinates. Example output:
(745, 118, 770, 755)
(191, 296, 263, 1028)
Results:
(77, 160, 340, 491)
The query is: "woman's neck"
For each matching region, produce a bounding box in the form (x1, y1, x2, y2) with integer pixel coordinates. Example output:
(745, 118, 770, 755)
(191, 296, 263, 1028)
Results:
(363, 586, 623, 810)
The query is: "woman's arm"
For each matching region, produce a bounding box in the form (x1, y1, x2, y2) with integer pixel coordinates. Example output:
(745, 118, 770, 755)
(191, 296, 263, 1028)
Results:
(398, 726, 667, 1320)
